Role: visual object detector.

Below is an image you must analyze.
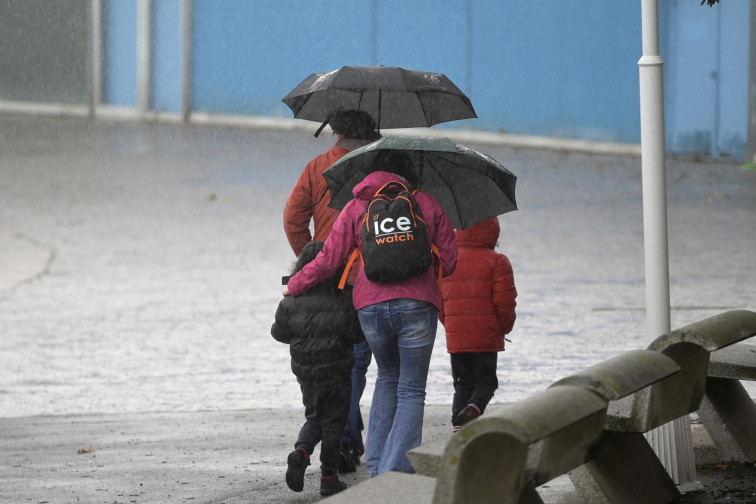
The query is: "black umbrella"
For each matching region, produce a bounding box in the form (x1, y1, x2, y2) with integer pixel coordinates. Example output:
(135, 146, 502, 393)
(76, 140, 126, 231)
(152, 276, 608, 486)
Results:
(323, 136, 517, 229)
(282, 66, 477, 136)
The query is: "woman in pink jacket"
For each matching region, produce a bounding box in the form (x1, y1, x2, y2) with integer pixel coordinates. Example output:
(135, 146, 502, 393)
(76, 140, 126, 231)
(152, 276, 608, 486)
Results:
(283, 158, 457, 477)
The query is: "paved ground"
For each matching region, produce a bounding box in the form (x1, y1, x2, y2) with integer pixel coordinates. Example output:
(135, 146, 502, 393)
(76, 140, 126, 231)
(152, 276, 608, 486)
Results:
(1, 408, 754, 503)
(0, 115, 755, 503)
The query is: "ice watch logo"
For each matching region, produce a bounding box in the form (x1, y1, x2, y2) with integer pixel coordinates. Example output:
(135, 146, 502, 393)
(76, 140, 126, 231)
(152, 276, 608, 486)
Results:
(373, 217, 415, 244)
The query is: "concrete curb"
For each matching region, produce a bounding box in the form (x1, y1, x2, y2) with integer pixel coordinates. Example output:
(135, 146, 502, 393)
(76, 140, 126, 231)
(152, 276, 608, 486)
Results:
(0, 106, 643, 158)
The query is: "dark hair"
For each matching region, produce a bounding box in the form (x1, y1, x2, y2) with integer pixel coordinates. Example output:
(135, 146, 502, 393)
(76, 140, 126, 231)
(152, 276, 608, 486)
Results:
(328, 109, 381, 141)
(372, 150, 419, 189)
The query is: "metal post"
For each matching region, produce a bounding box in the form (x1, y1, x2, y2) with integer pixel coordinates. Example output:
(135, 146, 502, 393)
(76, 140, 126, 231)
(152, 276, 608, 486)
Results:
(711, 5, 722, 159)
(136, 0, 151, 115)
(89, 0, 102, 117)
(638, 0, 701, 491)
(748, 0, 756, 163)
(180, 0, 193, 122)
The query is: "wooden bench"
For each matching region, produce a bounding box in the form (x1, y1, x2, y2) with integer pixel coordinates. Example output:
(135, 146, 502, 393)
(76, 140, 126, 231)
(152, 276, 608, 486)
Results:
(406, 349, 678, 504)
(568, 309, 756, 504)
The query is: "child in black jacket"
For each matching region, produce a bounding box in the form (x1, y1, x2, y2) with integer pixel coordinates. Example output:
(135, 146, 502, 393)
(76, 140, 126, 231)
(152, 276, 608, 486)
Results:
(271, 241, 364, 497)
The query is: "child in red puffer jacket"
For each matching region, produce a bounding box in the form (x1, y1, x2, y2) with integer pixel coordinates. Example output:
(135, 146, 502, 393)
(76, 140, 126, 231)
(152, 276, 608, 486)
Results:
(438, 216, 517, 432)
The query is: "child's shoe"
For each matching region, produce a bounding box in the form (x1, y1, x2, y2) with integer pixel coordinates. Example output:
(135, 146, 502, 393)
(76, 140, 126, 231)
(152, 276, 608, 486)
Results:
(456, 404, 481, 426)
(285, 448, 309, 492)
(349, 439, 364, 466)
(349, 448, 362, 467)
(320, 474, 348, 496)
(337, 443, 357, 473)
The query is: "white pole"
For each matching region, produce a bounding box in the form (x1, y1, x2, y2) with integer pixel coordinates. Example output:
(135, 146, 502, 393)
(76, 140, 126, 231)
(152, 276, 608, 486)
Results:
(89, 0, 103, 115)
(748, 0, 756, 163)
(638, 0, 701, 492)
(181, 0, 193, 122)
(137, 0, 151, 115)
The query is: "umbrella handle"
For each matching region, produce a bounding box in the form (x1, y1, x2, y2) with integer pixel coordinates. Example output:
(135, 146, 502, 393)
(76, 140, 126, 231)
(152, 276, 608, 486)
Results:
(314, 119, 329, 137)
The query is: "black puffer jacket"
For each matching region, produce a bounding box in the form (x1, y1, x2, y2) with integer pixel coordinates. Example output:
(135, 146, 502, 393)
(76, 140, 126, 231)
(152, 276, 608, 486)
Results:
(272, 241, 364, 387)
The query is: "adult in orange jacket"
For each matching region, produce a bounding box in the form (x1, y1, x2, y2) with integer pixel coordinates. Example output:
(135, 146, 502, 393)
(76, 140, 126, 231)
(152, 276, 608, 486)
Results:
(438, 217, 517, 431)
(283, 109, 381, 470)
(284, 109, 381, 256)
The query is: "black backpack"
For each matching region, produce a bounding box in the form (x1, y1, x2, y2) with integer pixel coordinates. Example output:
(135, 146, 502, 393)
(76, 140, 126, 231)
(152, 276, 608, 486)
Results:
(339, 181, 439, 286)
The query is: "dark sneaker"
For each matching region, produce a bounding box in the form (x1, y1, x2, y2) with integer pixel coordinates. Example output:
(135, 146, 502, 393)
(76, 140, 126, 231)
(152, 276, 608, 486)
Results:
(337, 443, 357, 473)
(349, 448, 361, 467)
(345, 438, 364, 466)
(351, 438, 365, 457)
(285, 449, 309, 492)
(320, 476, 348, 497)
(457, 404, 481, 426)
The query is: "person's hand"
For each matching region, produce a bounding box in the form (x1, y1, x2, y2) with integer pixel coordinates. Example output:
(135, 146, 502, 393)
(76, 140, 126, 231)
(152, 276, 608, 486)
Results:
(282, 286, 290, 296)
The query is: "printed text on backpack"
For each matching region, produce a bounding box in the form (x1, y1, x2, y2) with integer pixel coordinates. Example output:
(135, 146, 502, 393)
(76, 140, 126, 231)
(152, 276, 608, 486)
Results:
(358, 181, 433, 283)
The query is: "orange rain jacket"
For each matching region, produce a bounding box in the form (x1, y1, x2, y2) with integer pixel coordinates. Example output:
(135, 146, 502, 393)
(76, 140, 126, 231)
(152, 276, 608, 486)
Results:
(284, 139, 370, 257)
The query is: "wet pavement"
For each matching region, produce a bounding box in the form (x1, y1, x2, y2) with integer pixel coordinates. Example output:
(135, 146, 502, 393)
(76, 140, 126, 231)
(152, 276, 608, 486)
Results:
(0, 115, 755, 502)
(0, 408, 754, 503)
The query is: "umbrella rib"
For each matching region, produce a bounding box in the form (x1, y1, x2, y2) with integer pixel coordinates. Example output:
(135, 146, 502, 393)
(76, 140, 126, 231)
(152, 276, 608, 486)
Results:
(416, 93, 431, 125)
(377, 89, 382, 130)
(425, 154, 465, 227)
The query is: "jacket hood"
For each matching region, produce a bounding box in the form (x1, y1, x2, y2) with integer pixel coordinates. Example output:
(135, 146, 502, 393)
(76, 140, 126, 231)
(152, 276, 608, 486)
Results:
(293, 241, 324, 274)
(455, 216, 500, 249)
(352, 171, 411, 200)
(292, 241, 344, 292)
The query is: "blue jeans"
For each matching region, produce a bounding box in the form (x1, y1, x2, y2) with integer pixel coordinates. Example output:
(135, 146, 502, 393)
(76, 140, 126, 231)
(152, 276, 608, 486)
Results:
(358, 299, 438, 476)
(343, 341, 372, 450)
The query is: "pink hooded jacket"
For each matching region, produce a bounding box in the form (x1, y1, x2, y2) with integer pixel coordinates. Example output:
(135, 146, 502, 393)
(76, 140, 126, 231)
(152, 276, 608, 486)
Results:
(287, 171, 458, 310)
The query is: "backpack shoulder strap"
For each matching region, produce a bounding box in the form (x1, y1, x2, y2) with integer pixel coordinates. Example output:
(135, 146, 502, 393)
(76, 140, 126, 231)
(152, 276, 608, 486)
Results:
(375, 180, 410, 196)
(338, 249, 362, 290)
(431, 244, 443, 283)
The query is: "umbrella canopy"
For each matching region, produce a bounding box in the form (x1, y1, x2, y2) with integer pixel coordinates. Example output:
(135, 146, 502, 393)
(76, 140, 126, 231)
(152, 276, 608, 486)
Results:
(282, 66, 477, 134)
(323, 136, 517, 230)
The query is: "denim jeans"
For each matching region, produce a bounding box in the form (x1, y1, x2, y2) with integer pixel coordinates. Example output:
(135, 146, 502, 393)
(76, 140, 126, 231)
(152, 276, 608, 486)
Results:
(296, 380, 351, 476)
(358, 298, 438, 476)
(343, 340, 372, 450)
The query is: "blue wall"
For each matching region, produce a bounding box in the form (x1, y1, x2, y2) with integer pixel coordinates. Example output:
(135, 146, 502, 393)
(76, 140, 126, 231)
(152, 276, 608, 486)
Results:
(470, 1, 641, 142)
(188, 0, 642, 142)
(373, 0, 470, 128)
(152, 0, 182, 113)
(98, 0, 750, 158)
(663, 1, 750, 157)
(104, 0, 137, 107)
(193, 0, 372, 116)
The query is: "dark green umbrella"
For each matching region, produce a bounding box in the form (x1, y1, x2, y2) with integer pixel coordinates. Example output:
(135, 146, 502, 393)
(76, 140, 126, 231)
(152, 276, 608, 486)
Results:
(323, 136, 517, 229)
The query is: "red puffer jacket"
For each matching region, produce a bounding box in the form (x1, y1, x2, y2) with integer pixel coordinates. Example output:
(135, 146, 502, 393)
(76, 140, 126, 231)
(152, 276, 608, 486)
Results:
(439, 217, 517, 353)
